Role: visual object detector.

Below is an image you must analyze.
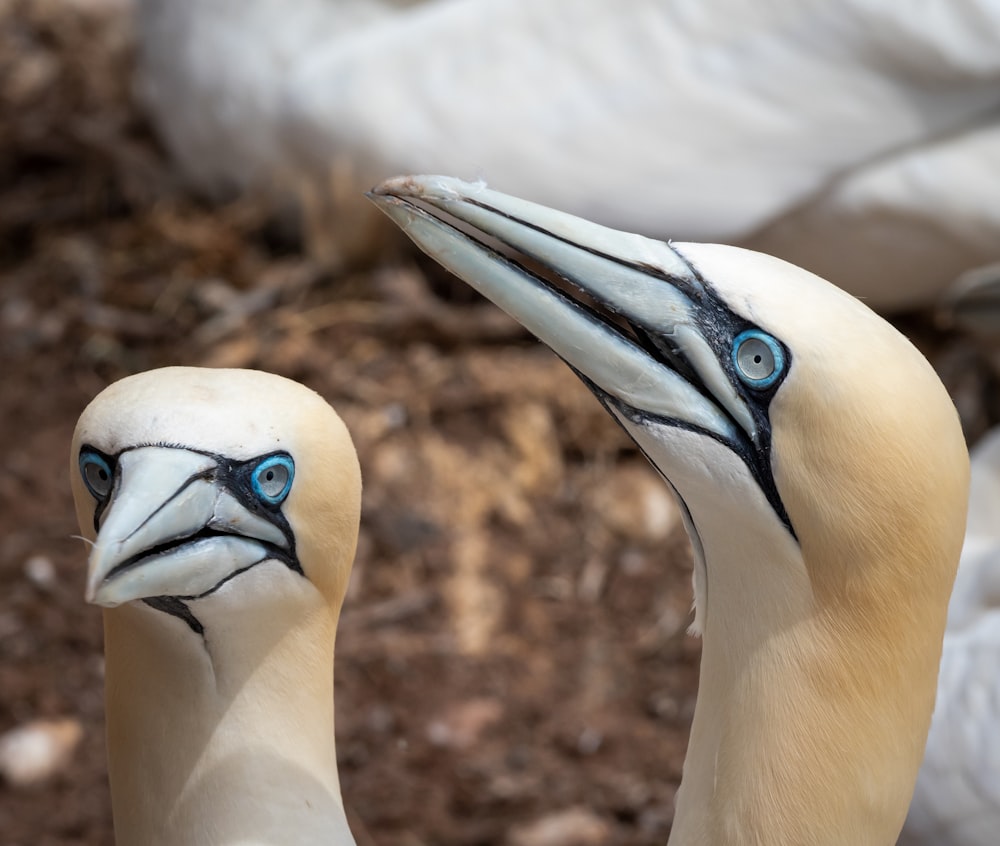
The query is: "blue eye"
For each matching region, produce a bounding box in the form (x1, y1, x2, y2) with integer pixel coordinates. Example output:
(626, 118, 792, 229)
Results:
(251, 455, 294, 505)
(732, 330, 785, 389)
(80, 450, 114, 500)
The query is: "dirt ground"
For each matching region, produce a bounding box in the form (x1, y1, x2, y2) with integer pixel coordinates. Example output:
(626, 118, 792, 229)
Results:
(0, 3, 994, 846)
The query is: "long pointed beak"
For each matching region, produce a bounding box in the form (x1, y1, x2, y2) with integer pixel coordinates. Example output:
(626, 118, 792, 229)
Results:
(87, 447, 289, 608)
(368, 175, 753, 444)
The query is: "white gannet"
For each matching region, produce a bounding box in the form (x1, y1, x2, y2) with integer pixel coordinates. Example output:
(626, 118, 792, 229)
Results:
(70, 367, 361, 846)
(900, 428, 1000, 846)
(134, 0, 1000, 308)
(369, 175, 970, 844)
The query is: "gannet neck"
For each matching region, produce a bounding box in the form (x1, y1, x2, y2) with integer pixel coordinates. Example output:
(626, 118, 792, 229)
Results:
(669, 542, 940, 846)
(71, 367, 361, 846)
(631, 426, 886, 845)
(655, 326, 967, 845)
(103, 580, 351, 846)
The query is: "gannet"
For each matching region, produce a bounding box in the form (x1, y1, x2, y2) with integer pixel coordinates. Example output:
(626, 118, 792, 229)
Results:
(134, 0, 1000, 308)
(70, 367, 360, 846)
(370, 175, 969, 844)
(900, 428, 1000, 846)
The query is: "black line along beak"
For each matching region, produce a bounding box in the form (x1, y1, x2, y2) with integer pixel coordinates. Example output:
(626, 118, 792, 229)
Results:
(86, 446, 292, 607)
(369, 175, 762, 443)
(369, 175, 793, 534)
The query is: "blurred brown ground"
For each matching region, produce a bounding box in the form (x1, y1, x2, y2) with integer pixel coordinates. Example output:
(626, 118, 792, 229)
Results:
(0, 2, 710, 844)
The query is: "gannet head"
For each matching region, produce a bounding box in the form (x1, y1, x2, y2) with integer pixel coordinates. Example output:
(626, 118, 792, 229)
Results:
(70, 367, 361, 635)
(369, 175, 966, 630)
(369, 174, 969, 842)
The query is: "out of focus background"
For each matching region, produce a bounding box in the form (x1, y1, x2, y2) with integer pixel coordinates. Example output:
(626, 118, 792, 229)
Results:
(1, 1, 998, 844)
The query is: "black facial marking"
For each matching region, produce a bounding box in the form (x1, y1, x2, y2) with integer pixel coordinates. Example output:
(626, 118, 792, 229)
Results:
(582, 370, 795, 540)
(143, 596, 204, 636)
(82, 445, 302, 633)
(178, 558, 271, 601)
(549, 263, 795, 539)
(452, 201, 795, 536)
(601, 280, 794, 537)
(79, 445, 119, 533)
(212, 451, 301, 574)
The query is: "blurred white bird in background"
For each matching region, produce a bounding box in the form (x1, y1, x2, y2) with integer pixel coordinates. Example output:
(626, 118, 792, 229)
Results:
(133, 0, 1000, 309)
(901, 429, 1000, 846)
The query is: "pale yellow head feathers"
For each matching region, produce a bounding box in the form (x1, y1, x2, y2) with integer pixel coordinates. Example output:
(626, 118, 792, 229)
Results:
(71, 366, 362, 610)
(668, 243, 970, 844)
(680, 243, 969, 622)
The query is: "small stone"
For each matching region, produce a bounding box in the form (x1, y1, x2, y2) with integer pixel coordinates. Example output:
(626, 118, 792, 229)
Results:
(0, 718, 84, 787)
(381, 403, 408, 430)
(1, 298, 33, 331)
(426, 698, 503, 750)
(0, 611, 22, 639)
(4, 51, 58, 105)
(366, 704, 395, 734)
(576, 726, 603, 756)
(24, 555, 56, 590)
(619, 548, 648, 576)
(507, 807, 610, 846)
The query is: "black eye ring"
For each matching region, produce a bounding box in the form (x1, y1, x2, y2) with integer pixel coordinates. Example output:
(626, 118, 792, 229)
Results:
(79, 450, 114, 500)
(251, 455, 295, 505)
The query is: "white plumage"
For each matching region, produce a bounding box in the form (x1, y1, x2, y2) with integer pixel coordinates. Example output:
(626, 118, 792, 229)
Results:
(134, 0, 1000, 308)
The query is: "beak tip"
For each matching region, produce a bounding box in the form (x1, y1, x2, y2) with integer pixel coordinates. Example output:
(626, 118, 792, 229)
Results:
(85, 583, 122, 609)
(365, 190, 394, 214)
(84, 575, 103, 606)
(371, 174, 480, 205)
(370, 174, 419, 199)
(85, 549, 121, 608)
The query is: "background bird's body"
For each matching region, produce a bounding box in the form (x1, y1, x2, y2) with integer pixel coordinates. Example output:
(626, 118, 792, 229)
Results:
(135, 0, 1000, 308)
(901, 430, 1000, 846)
(903, 618, 1000, 846)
